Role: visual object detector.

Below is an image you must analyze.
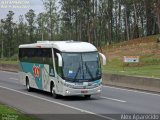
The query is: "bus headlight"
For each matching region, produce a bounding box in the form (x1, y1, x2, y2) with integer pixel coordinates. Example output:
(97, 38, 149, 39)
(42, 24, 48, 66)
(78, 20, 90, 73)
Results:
(66, 90, 70, 94)
(97, 89, 101, 92)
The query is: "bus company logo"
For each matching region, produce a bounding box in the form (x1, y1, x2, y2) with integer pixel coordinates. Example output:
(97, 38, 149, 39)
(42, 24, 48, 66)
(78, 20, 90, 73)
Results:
(33, 65, 40, 78)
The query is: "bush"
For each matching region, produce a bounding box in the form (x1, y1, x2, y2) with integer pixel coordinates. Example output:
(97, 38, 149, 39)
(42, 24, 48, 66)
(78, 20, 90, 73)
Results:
(141, 58, 160, 65)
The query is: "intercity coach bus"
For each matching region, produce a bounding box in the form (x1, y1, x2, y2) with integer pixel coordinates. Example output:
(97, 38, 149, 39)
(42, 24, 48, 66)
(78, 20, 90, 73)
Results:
(18, 41, 106, 98)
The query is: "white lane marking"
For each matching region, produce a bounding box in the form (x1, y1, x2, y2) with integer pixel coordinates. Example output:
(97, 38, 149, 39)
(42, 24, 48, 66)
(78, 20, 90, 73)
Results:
(9, 78, 19, 81)
(0, 85, 116, 120)
(101, 96, 126, 103)
(103, 85, 160, 97)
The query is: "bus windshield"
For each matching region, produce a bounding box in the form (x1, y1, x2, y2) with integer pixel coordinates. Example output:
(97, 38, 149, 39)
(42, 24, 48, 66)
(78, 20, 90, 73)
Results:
(62, 52, 101, 82)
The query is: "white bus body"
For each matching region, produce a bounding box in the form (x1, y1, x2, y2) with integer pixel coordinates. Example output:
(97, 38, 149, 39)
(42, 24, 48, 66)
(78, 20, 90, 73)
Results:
(18, 41, 106, 98)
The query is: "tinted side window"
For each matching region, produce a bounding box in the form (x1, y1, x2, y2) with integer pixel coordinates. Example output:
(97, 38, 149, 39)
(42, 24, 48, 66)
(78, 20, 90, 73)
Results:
(19, 48, 52, 65)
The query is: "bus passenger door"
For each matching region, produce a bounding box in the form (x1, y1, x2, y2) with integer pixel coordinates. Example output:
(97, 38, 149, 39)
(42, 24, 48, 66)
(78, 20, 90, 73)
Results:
(53, 49, 63, 94)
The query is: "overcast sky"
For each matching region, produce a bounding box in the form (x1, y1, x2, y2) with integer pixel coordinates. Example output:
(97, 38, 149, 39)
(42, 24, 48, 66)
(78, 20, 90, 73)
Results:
(0, 0, 45, 22)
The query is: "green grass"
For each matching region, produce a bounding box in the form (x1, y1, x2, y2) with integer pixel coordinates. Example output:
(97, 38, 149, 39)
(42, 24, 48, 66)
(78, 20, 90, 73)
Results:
(103, 59, 160, 78)
(0, 104, 37, 120)
(102, 35, 160, 78)
(0, 60, 18, 65)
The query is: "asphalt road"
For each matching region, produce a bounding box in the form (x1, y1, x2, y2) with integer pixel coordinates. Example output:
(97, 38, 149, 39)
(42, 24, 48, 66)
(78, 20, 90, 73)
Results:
(0, 70, 160, 120)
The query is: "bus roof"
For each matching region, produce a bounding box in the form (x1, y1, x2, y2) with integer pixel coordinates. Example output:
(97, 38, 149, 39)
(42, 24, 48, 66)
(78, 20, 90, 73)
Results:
(19, 40, 97, 52)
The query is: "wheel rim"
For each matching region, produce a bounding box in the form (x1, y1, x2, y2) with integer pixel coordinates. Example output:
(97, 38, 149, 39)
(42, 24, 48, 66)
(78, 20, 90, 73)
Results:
(52, 87, 55, 95)
(51, 86, 57, 98)
(27, 81, 30, 90)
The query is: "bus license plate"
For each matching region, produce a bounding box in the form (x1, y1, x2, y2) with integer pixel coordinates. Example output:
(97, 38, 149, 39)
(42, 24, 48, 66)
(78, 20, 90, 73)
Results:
(81, 90, 88, 94)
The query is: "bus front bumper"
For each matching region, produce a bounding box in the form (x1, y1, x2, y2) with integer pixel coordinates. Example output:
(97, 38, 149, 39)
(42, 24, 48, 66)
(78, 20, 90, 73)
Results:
(62, 85, 102, 96)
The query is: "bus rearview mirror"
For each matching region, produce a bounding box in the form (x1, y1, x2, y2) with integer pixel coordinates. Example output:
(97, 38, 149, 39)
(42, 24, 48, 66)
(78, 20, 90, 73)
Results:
(56, 53, 62, 67)
(99, 53, 106, 65)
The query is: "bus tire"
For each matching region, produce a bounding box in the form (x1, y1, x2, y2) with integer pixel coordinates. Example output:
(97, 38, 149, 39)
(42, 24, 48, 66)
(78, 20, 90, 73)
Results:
(50, 82, 59, 99)
(26, 77, 32, 92)
(84, 95, 91, 99)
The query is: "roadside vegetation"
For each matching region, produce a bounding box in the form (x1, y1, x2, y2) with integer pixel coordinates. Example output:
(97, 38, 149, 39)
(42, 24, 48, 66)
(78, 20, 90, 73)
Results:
(0, 54, 18, 64)
(0, 59, 18, 65)
(0, 35, 159, 78)
(0, 104, 36, 120)
(102, 35, 160, 78)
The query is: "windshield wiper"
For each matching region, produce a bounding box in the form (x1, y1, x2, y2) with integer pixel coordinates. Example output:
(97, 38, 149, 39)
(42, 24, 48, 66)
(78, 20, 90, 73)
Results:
(73, 64, 81, 81)
(85, 62, 93, 80)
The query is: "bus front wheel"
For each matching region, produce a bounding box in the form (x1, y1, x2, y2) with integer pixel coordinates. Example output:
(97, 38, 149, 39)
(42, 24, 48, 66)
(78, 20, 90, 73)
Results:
(51, 84, 59, 99)
(26, 78, 31, 92)
(84, 95, 91, 99)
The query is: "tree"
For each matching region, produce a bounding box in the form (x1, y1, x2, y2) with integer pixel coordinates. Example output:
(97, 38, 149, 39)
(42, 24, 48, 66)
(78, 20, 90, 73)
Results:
(154, 0, 160, 33)
(0, 20, 4, 58)
(144, 0, 155, 35)
(1, 0, 160, 59)
(18, 15, 24, 44)
(37, 12, 48, 41)
(25, 9, 36, 43)
(1, 11, 15, 57)
(43, 0, 57, 41)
